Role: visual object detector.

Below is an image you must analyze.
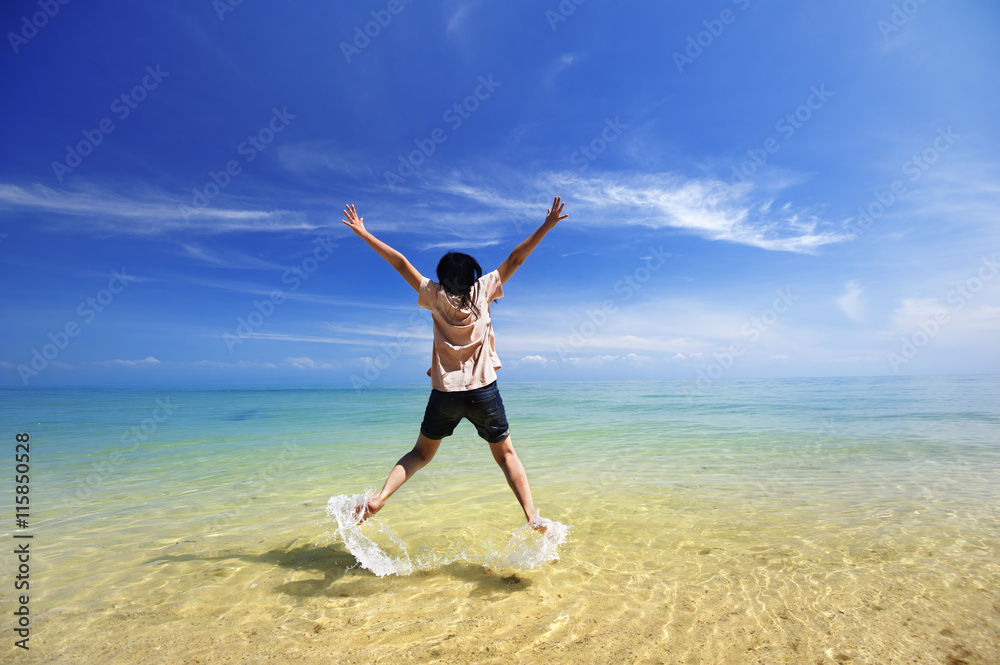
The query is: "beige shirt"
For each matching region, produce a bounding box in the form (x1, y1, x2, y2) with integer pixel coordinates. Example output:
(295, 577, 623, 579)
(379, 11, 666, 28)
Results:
(418, 270, 504, 392)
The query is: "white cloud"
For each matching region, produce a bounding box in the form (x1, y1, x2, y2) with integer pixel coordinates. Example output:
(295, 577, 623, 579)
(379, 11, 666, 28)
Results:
(214, 332, 372, 346)
(430, 170, 852, 253)
(539, 52, 582, 87)
(276, 140, 374, 179)
(562, 353, 651, 366)
(284, 356, 338, 370)
(326, 323, 431, 341)
(0, 182, 317, 235)
(445, 0, 482, 36)
(541, 171, 851, 253)
(836, 280, 865, 322)
(190, 360, 278, 369)
(105, 356, 161, 367)
(178, 243, 287, 270)
(888, 297, 943, 333)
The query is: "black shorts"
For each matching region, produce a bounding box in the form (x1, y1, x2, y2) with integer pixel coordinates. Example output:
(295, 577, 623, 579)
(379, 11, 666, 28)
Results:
(419, 380, 511, 444)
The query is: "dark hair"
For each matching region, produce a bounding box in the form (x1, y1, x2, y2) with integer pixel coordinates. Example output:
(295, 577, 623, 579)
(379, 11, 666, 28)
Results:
(436, 251, 483, 316)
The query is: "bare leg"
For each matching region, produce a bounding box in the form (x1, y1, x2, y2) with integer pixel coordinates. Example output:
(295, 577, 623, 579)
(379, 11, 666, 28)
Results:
(357, 433, 441, 523)
(489, 436, 545, 531)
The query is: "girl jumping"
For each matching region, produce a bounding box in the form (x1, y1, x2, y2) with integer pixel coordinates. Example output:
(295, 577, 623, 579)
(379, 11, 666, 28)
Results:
(342, 196, 568, 531)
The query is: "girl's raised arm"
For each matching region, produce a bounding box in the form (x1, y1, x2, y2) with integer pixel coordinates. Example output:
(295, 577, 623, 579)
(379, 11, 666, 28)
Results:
(343, 204, 424, 291)
(497, 196, 568, 285)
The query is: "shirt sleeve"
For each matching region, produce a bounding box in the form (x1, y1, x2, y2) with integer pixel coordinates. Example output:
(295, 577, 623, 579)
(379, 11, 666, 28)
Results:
(483, 270, 504, 302)
(417, 277, 436, 310)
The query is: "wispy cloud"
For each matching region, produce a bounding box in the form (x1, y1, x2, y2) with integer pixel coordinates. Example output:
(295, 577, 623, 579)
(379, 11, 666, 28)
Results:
(276, 140, 375, 179)
(325, 323, 431, 341)
(445, 0, 482, 36)
(888, 297, 943, 333)
(540, 52, 583, 88)
(3, 162, 855, 254)
(174, 275, 413, 311)
(563, 353, 651, 366)
(178, 243, 288, 270)
(0, 182, 317, 235)
(401, 169, 852, 253)
(207, 331, 377, 346)
(420, 238, 502, 251)
(98, 356, 161, 367)
(191, 359, 279, 369)
(836, 280, 865, 322)
(539, 171, 851, 253)
(284, 356, 340, 370)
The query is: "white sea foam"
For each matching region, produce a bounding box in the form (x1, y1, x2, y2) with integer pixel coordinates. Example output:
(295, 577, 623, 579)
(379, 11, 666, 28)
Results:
(485, 515, 571, 571)
(325, 490, 414, 577)
(325, 493, 570, 577)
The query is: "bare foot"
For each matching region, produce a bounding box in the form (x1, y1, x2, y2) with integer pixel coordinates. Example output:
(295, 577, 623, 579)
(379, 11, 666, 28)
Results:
(528, 517, 548, 534)
(353, 495, 383, 525)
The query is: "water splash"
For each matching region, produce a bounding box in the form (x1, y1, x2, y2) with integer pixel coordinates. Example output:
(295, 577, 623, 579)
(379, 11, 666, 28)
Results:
(325, 493, 571, 577)
(325, 490, 415, 577)
(485, 515, 571, 571)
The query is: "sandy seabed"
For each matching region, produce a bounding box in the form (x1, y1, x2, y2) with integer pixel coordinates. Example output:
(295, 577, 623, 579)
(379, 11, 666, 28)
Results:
(8, 376, 1000, 664)
(8, 503, 998, 665)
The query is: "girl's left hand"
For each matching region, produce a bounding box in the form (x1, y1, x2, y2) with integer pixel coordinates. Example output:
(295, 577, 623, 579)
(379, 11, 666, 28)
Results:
(342, 204, 367, 236)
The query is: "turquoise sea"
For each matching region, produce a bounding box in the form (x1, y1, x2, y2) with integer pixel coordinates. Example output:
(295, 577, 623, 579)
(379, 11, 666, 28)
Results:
(2, 376, 999, 664)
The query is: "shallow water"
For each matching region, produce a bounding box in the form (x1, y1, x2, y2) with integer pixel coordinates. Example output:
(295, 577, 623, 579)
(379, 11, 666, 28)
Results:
(2, 376, 999, 664)
(324, 492, 570, 577)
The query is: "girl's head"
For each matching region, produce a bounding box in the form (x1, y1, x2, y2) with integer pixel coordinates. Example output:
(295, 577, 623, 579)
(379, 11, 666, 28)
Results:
(436, 251, 482, 313)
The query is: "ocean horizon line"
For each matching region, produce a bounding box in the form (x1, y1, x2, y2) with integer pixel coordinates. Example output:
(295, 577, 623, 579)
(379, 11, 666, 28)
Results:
(2, 371, 999, 391)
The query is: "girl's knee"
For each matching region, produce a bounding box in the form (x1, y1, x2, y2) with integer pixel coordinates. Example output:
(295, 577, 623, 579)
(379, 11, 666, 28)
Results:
(490, 440, 517, 466)
(413, 434, 440, 462)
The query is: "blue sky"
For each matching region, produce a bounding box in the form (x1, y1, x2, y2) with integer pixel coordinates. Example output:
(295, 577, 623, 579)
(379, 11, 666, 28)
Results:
(2, 0, 998, 387)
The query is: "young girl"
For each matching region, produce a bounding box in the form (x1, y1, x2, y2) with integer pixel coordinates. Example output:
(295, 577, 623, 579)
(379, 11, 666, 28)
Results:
(342, 196, 568, 531)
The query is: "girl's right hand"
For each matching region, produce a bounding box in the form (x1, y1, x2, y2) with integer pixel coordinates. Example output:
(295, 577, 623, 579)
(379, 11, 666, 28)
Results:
(342, 204, 367, 237)
(544, 196, 568, 227)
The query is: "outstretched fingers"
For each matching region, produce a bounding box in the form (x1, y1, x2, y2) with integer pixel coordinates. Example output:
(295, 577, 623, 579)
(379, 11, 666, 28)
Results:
(342, 203, 358, 223)
(546, 196, 568, 225)
(342, 204, 367, 235)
